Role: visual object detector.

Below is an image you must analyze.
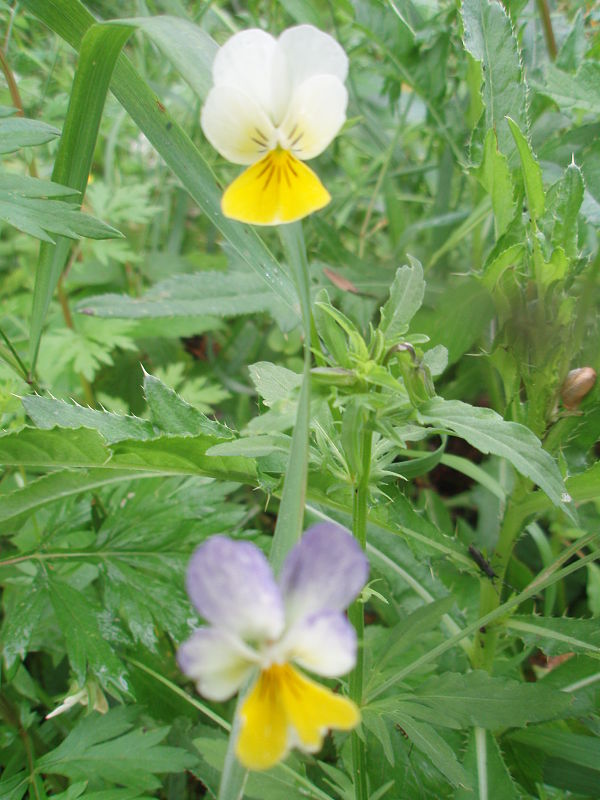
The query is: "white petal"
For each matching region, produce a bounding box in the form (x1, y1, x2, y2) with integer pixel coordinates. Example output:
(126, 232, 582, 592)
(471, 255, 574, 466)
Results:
(279, 75, 348, 160)
(213, 29, 291, 125)
(201, 85, 276, 165)
(284, 611, 357, 677)
(278, 25, 348, 88)
(177, 628, 257, 701)
(186, 536, 285, 641)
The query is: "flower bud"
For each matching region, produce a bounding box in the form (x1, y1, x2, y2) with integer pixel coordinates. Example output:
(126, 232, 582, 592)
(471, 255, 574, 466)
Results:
(561, 367, 596, 409)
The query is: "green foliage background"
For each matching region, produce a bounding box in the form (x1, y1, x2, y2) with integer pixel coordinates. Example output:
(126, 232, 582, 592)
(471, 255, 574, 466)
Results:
(1, 0, 599, 798)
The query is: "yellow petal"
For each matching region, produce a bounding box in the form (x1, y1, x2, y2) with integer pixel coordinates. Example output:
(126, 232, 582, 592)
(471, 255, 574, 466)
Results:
(278, 663, 360, 751)
(221, 149, 330, 226)
(236, 669, 287, 771)
(235, 664, 359, 770)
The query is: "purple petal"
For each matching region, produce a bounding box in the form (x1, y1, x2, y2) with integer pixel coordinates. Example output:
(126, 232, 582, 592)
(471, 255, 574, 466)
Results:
(284, 610, 357, 677)
(279, 523, 369, 624)
(186, 536, 285, 640)
(177, 627, 257, 701)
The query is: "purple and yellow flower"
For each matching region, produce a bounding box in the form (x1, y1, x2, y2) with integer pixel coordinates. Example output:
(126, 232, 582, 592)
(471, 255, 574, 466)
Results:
(201, 25, 348, 225)
(178, 523, 368, 770)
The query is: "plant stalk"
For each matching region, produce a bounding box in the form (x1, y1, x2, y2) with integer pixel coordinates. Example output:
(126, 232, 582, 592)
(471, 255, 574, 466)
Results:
(348, 427, 373, 800)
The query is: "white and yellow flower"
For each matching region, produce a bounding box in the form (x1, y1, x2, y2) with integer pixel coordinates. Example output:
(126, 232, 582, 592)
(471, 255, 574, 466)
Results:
(201, 25, 348, 225)
(177, 523, 368, 770)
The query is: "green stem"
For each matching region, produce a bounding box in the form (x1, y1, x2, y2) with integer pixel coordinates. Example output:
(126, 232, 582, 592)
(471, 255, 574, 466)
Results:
(535, 0, 557, 60)
(471, 486, 528, 671)
(0, 325, 31, 384)
(348, 427, 372, 800)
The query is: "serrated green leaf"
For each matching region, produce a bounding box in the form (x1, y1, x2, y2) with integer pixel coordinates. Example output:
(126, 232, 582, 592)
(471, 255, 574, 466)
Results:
(76, 270, 291, 330)
(37, 707, 196, 790)
(546, 163, 584, 260)
(0, 116, 60, 153)
(507, 615, 600, 657)
(143, 370, 232, 438)
(461, 0, 527, 161)
(506, 116, 544, 222)
(379, 259, 425, 343)
(0, 427, 257, 483)
(474, 129, 515, 236)
(455, 728, 520, 800)
(418, 398, 567, 507)
(407, 671, 571, 728)
(22, 396, 154, 443)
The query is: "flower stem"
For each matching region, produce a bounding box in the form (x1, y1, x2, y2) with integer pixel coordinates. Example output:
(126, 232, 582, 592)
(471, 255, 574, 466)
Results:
(348, 426, 372, 800)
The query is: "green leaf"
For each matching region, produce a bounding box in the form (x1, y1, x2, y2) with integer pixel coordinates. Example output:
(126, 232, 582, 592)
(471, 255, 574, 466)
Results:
(248, 362, 303, 406)
(143, 370, 232, 438)
(37, 707, 196, 790)
(27, 21, 134, 369)
(506, 116, 545, 222)
(545, 162, 584, 260)
(461, 0, 527, 161)
(0, 173, 77, 197)
(455, 728, 520, 800)
(115, 15, 217, 100)
(0, 116, 59, 153)
(0, 427, 257, 483)
(412, 276, 494, 367)
(507, 615, 600, 657)
(1, 574, 47, 669)
(474, 129, 515, 237)
(76, 270, 291, 330)
(418, 397, 568, 507)
(509, 727, 600, 773)
(46, 572, 127, 688)
(378, 258, 425, 343)
(532, 62, 600, 114)
(394, 716, 470, 788)
(22, 395, 155, 443)
(407, 671, 572, 728)
(0, 469, 164, 525)
(0, 190, 121, 243)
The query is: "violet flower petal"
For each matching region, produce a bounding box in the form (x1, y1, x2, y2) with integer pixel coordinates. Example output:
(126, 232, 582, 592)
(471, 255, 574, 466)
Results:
(279, 523, 369, 625)
(186, 536, 285, 641)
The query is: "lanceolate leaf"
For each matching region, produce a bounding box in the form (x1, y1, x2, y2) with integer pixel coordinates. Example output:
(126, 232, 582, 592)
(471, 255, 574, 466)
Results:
(461, 0, 527, 161)
(417, 397, 568, 508)
(0, 116, 59, 153)
(77, 270, 290, 328)
(0, 427, 257, 483)
(22, 395, 155, 443)
(507, 615, 600, 657)
(506, 116, 545, 222)
(379, 259, 425, 342)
